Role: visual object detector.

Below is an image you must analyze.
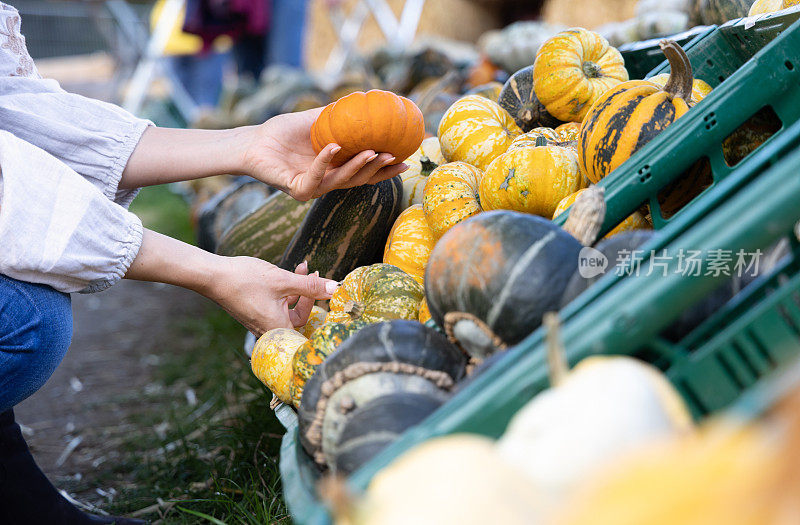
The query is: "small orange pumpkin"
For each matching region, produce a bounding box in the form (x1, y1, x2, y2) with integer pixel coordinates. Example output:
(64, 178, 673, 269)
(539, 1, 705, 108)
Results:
(555, 121, 582, 142)
(310, 89, 425, 167)
(422, 162, 484, 239)
(383, 205, 436, 285)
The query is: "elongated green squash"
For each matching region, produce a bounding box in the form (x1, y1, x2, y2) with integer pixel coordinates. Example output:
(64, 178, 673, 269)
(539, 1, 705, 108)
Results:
(280, 177, 403, 281)
(216, 190, 314, 263)
(196, 179, 275, 252)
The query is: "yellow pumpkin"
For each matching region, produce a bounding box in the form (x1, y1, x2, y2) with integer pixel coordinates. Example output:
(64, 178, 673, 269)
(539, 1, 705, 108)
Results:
(555, 121, 582, 142)
(251, 328, 308, 405)
(400, 137, 446, 210)
(383, 205, 436, 285)
(553, 189, 651, 237)
(298, 305, 328, 338)
(479, 144, 586, 218)
(648, 74, 713, 103)
(748, 0, 800, 15)
(578, 40, 693, 184)
(507, 128, 562, 151)
(437, 95, 522, 170)
(418, 297, 432, 324)
(533, 28, 629, 123)
(422, 161, 484, 239)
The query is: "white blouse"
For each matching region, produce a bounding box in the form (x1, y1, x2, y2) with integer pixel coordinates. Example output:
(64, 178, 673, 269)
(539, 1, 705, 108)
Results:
(0, 2, 151, 293)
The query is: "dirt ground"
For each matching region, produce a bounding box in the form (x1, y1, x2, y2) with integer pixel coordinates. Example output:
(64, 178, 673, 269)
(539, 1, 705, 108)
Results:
(14, 280, 210, 511)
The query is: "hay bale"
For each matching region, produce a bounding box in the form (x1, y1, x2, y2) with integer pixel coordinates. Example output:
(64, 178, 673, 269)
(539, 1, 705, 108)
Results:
(542, 0, 638, 29)
(304, 0, 501, 73)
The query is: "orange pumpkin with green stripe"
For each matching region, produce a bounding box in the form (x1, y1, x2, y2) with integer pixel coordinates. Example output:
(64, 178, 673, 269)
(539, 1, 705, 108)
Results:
(555, 121, 582, 142)
(383, 205, 436, 285)
(578, 40, 694, 184)
(480, 141, 586, 218)
(437, 95, 522, 170)
(422, 161, 484, 239)
(533, 28, 629, 123)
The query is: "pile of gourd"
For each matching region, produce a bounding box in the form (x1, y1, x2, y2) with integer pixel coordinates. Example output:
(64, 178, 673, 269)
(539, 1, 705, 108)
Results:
(233, 27, 751, 480)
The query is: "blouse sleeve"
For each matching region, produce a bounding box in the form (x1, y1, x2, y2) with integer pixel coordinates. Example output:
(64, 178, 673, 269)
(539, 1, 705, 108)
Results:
(0, 130, 143, 294)
(0, 3, 152, 209)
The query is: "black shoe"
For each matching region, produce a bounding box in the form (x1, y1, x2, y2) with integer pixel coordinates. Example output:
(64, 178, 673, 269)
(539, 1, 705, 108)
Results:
(0, 409, 147, 525)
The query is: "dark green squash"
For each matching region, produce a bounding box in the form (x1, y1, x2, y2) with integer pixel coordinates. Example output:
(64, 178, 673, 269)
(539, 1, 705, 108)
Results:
(280, 177, 403, 281)
(297, 320, 466, 467)
(689, 0, 754, 25)
(425, 210, 582, 355)
(196, 178, 274, 252)
(332, 393, 443, 475)
(498, 65, 564, 132)
(216, 190, 313, 263)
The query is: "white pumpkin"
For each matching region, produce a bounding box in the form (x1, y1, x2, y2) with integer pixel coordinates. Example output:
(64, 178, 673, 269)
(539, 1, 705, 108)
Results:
(354, 435, 545, 525)
(497, 356, 693, 501)
(400, 137, 445, 210)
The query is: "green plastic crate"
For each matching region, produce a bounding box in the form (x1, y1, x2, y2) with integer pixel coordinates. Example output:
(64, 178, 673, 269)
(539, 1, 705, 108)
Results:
(619, 25, 715, 80)
(278, 13, 800, 524)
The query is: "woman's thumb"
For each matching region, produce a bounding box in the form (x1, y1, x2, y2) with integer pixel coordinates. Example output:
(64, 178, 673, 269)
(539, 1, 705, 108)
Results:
(280, 270, 338, 299)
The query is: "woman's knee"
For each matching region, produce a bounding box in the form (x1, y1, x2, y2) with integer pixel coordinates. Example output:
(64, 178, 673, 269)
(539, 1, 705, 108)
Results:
(0, 275, 72, 410)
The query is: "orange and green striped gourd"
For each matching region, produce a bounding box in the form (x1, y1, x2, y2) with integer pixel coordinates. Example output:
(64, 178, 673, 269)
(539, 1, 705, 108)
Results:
(325, 264, 424, 325)
(437, 95, 522, 170)
(533, 28, 629, 123)
(422, 161, 484, 239)
(578, 40, 694, 184)
(647, 74, 713, 104)
(290, 320, 368, 407)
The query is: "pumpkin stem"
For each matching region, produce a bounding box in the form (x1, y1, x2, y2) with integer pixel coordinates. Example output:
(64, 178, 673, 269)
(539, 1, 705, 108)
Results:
(563, 186, 606, 246)
(420, 156, 438, 177)
(343, 300, 364, 320)
(544, 312, 569, 387)
(534, 135, 549, 147)
(581, 61, 603, 79)
(659, 40, 694, 102)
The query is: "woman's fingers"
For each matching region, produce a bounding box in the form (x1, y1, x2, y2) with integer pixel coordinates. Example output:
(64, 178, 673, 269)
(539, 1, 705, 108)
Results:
(297, 143, 341, 201)
(289, 295, 316, 327)
(286, 261, 310, 307)
(277, 269, 338, 299)
(364, 163, 409, 186)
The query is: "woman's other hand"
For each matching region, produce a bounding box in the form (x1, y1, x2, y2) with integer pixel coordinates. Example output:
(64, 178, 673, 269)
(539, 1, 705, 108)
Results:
(125, 230, 337, 336)
(242, 108, 409, 201)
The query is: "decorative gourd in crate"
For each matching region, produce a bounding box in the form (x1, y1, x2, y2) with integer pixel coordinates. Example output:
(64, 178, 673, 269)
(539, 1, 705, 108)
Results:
(251, 328, 308, 405)
(297, 320, 467, 472)
(310, 90, 425, 167)
(290, 320, 368, 407)
(553, 189, 650, 237)
(437, 95, 522, 170)
(748, 0, 800, 15)
(383, 205, 436, 286)
(534, 28, 629, 123)
(648, 73, 712, 103)
(480, 139, 586, 218)
(498, 65, 564, 132)
(578, 40, 694, 184)
(325, 264, 425, 325)
(400, 137, 445, 209)
(425, 210, 583, 358)
(422, 161, 484, 240)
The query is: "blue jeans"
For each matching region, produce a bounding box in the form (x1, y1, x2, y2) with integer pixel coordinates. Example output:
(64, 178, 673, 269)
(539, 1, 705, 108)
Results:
(0, 275, 72, 413)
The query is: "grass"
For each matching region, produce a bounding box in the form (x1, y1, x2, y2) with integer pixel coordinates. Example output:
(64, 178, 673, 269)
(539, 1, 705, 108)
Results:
(102, 185, 289, 523)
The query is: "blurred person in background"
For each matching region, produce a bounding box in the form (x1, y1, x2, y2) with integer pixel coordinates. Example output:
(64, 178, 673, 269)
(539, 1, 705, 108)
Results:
(150, 0, 232, 108)
(0, 2, 407, 523)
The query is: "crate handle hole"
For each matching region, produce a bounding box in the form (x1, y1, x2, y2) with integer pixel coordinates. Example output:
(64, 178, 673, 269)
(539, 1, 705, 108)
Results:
(786, 61, 795, 71)
(706, 59, 714, 66)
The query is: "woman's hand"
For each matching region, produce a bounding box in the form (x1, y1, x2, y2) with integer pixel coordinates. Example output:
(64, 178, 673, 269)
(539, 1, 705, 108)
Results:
(125, 229, 337, 336)
(203, 257, 336, 335)
(242, 108, 410, 201)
